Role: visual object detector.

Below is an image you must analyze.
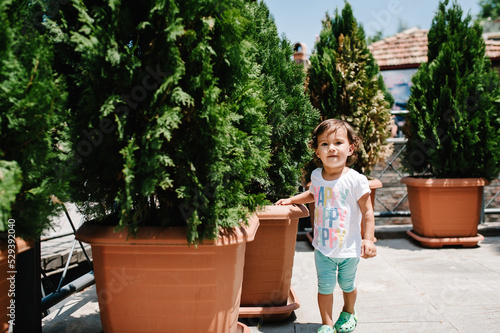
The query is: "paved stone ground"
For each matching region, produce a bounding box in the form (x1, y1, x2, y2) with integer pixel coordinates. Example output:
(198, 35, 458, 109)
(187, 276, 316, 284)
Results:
(250, 236, 500, 333)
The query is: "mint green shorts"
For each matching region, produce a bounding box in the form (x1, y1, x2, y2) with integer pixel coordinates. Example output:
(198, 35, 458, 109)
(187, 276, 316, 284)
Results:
(315, 250, 359, 295)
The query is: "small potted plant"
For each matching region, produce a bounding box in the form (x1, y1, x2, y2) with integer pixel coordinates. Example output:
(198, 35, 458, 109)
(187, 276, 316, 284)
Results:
(401, 0, 500, 248)
(48, 0, 271, 331)
(306, 1, 394, 238)
(0, 1, 68, 332)
(238, 1, 317, 321)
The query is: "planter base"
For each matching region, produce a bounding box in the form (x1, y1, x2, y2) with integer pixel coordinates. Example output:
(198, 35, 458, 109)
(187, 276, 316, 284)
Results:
(407, 230, 484, 248)
(238, 287, 299, 321)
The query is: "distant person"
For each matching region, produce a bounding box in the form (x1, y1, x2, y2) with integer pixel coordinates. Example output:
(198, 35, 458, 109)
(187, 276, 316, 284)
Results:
(276, 119, 377, 333)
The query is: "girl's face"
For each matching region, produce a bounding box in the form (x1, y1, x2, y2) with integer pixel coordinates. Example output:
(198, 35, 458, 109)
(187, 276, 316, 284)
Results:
(315, 127, 354, 172)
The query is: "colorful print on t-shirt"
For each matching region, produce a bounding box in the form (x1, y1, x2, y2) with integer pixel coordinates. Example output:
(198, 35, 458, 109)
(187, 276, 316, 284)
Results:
(313, 185, 349, 249)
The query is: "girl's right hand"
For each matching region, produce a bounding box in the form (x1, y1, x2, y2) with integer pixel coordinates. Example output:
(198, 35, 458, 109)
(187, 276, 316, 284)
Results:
(275, 198, 292, 205)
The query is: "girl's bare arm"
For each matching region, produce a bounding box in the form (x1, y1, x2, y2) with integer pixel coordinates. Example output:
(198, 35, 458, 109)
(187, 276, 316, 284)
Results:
(358, 192, 377, 258)
(275, 190, 314, 206)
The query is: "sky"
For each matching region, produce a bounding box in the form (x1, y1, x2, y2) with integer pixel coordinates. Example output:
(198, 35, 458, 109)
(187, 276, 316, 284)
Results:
(263, 0, 482, 56)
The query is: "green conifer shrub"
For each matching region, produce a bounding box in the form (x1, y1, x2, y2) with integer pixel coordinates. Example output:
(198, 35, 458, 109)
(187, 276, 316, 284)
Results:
(402, 0, 500, 181)
(244, 1, 319, 201)
(0, 0, 68, 239)
(47, 0, 273, 243)
(306, 1, 393, 177)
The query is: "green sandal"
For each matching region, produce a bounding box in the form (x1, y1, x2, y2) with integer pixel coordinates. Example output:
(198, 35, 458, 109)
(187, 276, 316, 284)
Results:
(317, 324, 336, 333)
(334, 311, 358, 333)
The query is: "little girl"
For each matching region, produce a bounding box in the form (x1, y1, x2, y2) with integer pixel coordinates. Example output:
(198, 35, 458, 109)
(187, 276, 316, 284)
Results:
(276, 119, 376, 333)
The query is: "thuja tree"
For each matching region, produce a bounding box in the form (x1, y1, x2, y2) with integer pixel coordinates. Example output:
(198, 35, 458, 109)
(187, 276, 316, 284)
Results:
(402, 0, 500, 180)
(306, 2, 393, 176)
(47, 0, 270, 243)
(0, 0, 68, 239)
(244, 1, 319, 201)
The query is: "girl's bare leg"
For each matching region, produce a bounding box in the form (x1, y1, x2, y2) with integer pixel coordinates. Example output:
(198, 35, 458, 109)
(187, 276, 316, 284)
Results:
(318, 292, 334, 326)
(342, 288, 357, 314)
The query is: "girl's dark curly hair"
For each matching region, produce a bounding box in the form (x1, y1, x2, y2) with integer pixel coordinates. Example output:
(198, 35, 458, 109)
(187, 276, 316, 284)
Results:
(308, 118, 361, 167)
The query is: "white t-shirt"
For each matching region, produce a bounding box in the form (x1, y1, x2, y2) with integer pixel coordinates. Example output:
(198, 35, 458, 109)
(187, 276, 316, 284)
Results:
(309, 167, 370, 258)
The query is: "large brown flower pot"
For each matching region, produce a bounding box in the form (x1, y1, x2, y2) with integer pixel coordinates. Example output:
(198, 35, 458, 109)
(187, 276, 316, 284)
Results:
(368, 178, 382, 209)
(365, 178, 382, 241)
(75, 215, 259, 333)
(239, 204, 309, 321)
(401, 177, 488, 248)
(0, 237, 32, 333)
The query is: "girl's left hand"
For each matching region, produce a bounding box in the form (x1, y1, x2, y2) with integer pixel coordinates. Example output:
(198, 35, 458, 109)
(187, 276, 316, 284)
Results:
(361, 239, 377, 258)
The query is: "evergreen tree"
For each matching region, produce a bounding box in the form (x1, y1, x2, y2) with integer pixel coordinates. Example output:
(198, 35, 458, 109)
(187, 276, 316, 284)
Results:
(402, 0, 500, 181)
(0, 0, 68, 239)
(479, 0, 500, 19)
(306, 1, 393, 176)
(47, 0, 271, 243)
(366, 31, 383, 45)
(244, 1, 319, 201)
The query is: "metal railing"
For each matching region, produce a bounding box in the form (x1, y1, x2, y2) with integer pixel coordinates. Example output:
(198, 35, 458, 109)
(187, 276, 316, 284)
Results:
(372, 137, 412, 218)
(40, 201, 94, 315)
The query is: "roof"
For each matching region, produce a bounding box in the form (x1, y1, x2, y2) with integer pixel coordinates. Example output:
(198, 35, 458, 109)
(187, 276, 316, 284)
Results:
(368, 27, 500, 70)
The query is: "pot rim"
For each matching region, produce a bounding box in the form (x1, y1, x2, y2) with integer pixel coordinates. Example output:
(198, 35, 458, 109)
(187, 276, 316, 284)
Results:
(368, 178, 383, 189)
(256, 204, 309, 220)
(75, 213, 260, 247)
(401, 176, 490, 187)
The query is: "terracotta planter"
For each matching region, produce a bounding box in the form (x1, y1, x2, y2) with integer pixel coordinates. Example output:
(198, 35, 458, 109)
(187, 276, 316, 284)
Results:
(0, 237, 32, 333)
(76, 215, 259, 333)
(401, 177, 488, 248)
(368, 178, 382, 209)
(239, 204, 308, 321)
(364, 178, 382, 241)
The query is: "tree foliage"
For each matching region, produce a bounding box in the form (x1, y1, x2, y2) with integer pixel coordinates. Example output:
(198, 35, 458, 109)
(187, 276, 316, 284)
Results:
(0, 0, 68, 239)
(402, 0, 500, 181)
(35, 0, 317, 243)
(479, 0, 500, 19)
(306, 1, 393, 176)
(244, 1, 319, 201)
(43, 0, 275, 243)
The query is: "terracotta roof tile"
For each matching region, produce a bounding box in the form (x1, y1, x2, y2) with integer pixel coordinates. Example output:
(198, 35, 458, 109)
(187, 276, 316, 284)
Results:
(368, 27, 500, 69)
